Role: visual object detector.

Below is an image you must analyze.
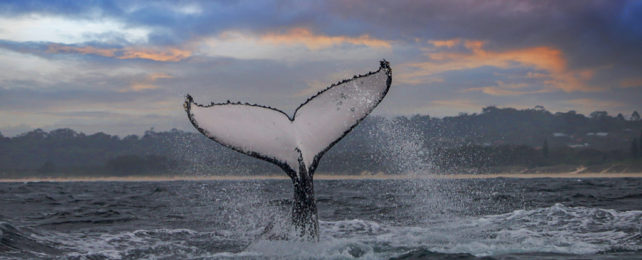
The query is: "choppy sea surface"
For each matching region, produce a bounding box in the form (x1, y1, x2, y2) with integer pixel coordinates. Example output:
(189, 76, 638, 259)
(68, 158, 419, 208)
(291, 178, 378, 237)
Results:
(0, 178, 641, 259)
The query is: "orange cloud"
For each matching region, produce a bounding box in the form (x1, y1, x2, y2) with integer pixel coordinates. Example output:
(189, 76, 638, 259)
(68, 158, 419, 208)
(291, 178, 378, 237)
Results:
(619, 77, 642, 88)
(128, 83, 158, 92)
(121, 73, 173, 92)
(400, 39, 598, 92)
(119, 48, 191, 62)
(260, 28, 391, 49)
(464, 86, 549, 96)
(397, 75, 444, 85)
(463, 81, 554, 96)
(475, 87, 525, 96)
(47, 44, 117, 57)
(526, 72, 548, 79)
(46, 44, 190, 62)
(429, 39, 460, 48)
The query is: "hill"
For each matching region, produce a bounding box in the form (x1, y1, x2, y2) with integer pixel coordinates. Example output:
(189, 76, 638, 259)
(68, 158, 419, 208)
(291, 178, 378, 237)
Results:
(1, 106, 641, 177)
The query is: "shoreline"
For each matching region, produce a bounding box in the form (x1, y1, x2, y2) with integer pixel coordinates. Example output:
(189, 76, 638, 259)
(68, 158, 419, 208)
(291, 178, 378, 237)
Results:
(1, 172, 641, 183)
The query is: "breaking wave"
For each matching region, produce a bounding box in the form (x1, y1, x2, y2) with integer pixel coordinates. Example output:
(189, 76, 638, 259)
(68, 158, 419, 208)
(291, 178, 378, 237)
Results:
(216, 204, 642, 259)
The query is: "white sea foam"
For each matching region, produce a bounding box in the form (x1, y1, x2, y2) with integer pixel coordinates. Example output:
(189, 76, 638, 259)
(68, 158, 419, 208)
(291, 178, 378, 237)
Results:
(231, 204, 642, 258)
(25, 204, 642, 259)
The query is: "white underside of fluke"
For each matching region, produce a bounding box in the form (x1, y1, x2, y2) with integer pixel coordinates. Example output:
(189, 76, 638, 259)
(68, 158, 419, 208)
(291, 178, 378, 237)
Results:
(185, 61, 392, 177)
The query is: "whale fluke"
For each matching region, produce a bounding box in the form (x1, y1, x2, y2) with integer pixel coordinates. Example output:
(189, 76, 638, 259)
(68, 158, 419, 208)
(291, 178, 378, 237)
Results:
(184, 60, 392, 239)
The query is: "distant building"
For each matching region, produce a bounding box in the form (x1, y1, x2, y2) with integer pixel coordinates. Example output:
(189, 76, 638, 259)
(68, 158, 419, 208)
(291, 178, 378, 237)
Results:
(553, 132, 568, 137)
(596, 132, 608, 137)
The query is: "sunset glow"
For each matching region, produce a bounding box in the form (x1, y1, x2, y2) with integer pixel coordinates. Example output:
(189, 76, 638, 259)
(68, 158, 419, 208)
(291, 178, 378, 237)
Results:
(0, 0, 640, 136)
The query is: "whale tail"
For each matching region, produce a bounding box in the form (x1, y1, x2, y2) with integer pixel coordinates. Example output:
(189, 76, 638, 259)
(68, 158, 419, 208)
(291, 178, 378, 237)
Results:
(184, 60, 391, 178)
(185, 60, 392, 239)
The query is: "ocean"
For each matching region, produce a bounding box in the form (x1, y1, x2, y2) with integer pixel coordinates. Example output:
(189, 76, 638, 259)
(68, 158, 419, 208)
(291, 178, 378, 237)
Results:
(0, 177, 640, 259)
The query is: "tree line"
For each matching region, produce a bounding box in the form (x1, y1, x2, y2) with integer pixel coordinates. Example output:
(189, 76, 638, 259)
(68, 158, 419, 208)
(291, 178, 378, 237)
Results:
(1, 106, 641, 177)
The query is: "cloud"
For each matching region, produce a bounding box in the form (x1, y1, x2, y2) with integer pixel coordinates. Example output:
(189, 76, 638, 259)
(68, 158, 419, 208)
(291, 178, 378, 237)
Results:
(198, 29, 391, 61)
(46, 44, 191, 62)
(619, 78, 642, 88)
(428, 39, 460, 48)
(260, 28, 391, 49)
(526, 72, 548, 79)
(47, 44, 118, 57)
(293, 69, 368, 97)
(0, 15, 149, 44)
(0, 0, 640, 135)
(463, 81, 552, 96)
(464, 87, 534, 96)
(122, 73, 173, 92)
(396, 75, 444, 86)
(118, 47, 191, 62)
(399, 39, 599, 92)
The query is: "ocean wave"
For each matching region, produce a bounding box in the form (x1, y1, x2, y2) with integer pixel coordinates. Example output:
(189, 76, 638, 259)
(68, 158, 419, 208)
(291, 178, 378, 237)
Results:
(32, 227, 247, 259)
(343, 203, 642, 257)
(234, 204, 642, 258)
(0, 222, 61, 258)
(2, 204, 640, 259)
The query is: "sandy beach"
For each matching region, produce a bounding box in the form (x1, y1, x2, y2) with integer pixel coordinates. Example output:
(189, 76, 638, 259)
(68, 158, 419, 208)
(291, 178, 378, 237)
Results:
(1, 172, 641, 183)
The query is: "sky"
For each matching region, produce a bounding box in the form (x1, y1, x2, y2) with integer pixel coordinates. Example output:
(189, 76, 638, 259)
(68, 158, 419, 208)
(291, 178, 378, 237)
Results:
(0, 0, 641, 136)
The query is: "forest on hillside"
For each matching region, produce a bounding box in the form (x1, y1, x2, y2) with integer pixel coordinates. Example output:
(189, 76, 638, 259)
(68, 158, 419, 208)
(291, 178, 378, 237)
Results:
(1, 106, 641, 177)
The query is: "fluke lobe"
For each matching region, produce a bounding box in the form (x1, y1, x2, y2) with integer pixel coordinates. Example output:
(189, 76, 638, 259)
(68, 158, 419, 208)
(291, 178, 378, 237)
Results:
(184, 60, 392, 240)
